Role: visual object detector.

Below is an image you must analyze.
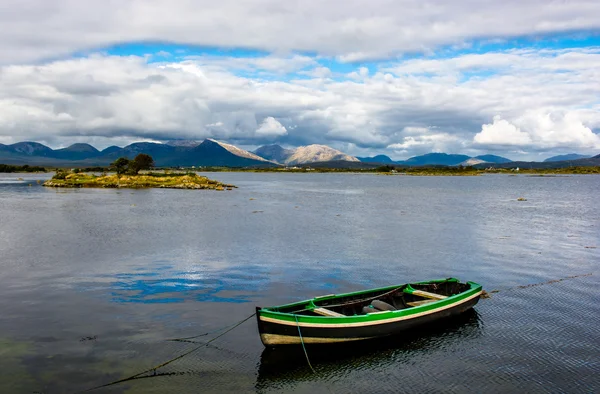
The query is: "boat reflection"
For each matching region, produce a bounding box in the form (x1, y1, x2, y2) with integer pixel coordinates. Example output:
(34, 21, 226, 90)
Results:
(255, 309, 482, 388)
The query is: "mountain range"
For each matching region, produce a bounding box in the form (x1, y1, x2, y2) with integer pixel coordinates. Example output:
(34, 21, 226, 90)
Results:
(357, 153, 513, 166)
(1, 140, 598, 169)
(0, 140, 277, 168)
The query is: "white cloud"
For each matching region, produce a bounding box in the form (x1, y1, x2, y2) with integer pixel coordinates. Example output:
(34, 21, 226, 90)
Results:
(186, 54, 316, 75)
(388, 132, 464, 156)
(299, 67, 332, 79)
(2, 1, 600, 64)
(474, 116, 532, 146)
(1, 47, 599, 158)
(474, 112, 600, 150)
(256, 117, 287, 137)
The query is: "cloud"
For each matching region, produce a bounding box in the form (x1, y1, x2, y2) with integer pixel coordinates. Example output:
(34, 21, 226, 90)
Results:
(1, 47, 599, 158)
(474, 116, 532, 146)
(388, 130, 465, 155)
(256, 117, 287, 137)
(299, 67, 332, 79)
(474, 112, 600, 150)
(2, 1, 600, 64)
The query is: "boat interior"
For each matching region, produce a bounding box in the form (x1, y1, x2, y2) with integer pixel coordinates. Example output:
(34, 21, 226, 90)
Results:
(271, 280, 471, 317)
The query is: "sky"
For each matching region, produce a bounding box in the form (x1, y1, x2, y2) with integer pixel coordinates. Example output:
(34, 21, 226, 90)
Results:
(1, 1, 600, 160)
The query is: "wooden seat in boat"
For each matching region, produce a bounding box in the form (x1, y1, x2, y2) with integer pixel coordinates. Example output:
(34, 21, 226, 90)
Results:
(313, 307, 345, 317)
(409, 290, 448, 300)
(406, 300, 436, 307)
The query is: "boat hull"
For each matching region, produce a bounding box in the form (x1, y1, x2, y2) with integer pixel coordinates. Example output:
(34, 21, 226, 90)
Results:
(256, 280, 481, 346)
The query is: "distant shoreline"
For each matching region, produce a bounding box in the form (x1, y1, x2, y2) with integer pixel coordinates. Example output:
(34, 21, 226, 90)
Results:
(2, 164, 599, 176)
(190, 166, 600, 176)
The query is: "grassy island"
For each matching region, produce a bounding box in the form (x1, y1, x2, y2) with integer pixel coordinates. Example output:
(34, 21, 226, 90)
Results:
(43, 171, 236, 190)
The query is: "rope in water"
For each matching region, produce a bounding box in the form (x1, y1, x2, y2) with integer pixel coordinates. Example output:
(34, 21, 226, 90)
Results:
(165, 320, 244, 342)
(481, 272, 593, 298)
(83, 312, 256, 392)
(295, 315, 315, 373)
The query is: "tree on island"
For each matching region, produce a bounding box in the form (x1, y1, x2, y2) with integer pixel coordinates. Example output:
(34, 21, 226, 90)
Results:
(129, 154, 155, 174)
(110, 154, 155, 175)
(110, 157, 130, 175)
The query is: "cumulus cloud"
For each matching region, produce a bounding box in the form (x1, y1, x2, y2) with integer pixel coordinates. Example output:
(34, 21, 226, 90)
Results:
(474, 111, 600, 150)
(2, 1, 600, 64)
(1, 47, 599, 158)
(474, 116, 532, 146)
(256, 117, 287, 137)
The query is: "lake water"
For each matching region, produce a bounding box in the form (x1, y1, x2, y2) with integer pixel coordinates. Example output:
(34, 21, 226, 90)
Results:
(0, 172, 598, 393)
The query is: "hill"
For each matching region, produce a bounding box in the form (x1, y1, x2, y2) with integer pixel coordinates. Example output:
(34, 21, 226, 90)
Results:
(474, 155, 512, 164)
(400, 153, 471, 166)
(53, 143, 100, 160)
(544, 153, 591, 162)
(357, 155, 395, 164)
(254, 144, 358, 165)
(254, 144, 295, 163)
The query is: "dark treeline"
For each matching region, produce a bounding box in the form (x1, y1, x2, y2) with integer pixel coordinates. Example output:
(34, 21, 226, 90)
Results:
(0, 164, 46, 173)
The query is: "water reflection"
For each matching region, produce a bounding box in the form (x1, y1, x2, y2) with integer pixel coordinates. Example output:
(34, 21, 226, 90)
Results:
(104, 265, 270, 304)
(255, 309, 482, 389)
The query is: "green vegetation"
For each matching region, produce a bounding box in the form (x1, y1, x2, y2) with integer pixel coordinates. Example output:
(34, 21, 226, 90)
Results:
(109, 157, 131, 175)
(44, 170, 236, 190)
(184, 165, 600, 176)
(129, 153, 154, 174)
(107, 154, 155, 175)
(0, 164, 46, 173)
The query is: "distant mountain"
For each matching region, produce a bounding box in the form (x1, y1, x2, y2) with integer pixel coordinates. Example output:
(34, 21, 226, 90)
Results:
(100, 146, 123, 155)
(357, 155, 395, 164)
(96, 142, 178, 163)
(9, 142, 54, 157)
(254, 144, 358, 165)
(473, 155, 600, 169)
(474, 154, 512, 164)
(286, 145, 359, 165)
(254, 144, 295, 163)
(400, 153, 471, 166)
(53, 143, 100, 160)
(544, 153, 591, 162)
(165, 140, 202, 148)
(208, 139, 270, 162)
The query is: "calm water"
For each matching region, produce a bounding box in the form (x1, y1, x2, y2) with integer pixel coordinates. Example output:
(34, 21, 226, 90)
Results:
(0, 172, 598, 393)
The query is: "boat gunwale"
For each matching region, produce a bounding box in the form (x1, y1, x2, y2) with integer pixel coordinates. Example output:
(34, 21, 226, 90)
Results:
(258, 279, 482, 324)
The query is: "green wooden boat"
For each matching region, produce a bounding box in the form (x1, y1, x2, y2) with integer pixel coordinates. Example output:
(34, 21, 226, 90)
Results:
(256, 278, 482, 346)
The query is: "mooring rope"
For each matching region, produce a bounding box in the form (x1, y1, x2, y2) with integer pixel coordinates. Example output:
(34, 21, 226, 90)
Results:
(83, 312, 256, 392)
(481, 272, 593, 299)
(295, 315, 315, 373)
(165, 320, 242, 342)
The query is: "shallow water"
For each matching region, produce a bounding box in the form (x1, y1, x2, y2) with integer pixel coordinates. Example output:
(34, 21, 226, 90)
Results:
(0, 172, 598, 393)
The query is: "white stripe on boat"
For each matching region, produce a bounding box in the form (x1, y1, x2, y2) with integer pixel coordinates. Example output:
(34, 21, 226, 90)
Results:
(260, 291, 482, 329)
(260, 333, 374, 345)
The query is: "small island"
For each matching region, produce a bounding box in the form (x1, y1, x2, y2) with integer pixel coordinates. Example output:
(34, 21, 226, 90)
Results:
(43, 154, 236, 190)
